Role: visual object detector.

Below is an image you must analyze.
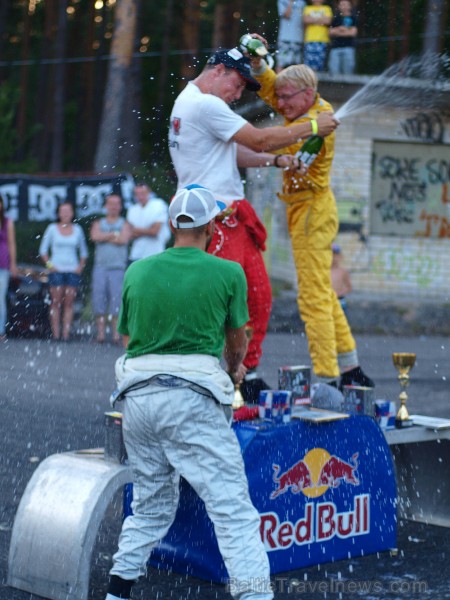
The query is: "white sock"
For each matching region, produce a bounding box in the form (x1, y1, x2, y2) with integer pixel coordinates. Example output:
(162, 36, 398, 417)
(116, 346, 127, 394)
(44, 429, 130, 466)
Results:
(106, 594, 126, 600)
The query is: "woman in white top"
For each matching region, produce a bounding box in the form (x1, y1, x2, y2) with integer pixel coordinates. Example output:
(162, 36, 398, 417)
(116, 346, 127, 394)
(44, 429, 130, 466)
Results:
(39, 202, 88, 341)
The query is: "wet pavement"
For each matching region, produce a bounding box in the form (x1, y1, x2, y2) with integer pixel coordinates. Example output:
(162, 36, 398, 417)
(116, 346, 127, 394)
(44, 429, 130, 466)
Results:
(0, 331, 449, 599)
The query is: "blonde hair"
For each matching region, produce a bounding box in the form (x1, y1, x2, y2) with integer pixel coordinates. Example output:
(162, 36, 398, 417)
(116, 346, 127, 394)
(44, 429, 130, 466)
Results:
(275, 64, 318, 93)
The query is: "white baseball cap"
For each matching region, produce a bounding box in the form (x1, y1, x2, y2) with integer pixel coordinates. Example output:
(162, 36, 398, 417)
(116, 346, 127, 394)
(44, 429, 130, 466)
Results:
(169, 184, 226, 229)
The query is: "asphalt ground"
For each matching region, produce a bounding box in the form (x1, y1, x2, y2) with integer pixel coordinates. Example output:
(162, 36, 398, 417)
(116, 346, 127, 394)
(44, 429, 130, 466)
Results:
(0, 331, 449, 599)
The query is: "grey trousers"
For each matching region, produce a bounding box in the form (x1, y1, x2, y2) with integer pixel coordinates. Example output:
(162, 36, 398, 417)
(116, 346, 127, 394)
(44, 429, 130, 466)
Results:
(110, 385, 273, 600)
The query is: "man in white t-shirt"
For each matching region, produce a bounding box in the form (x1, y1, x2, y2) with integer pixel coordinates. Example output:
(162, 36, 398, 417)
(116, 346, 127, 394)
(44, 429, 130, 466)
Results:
(127, 183, 170, 262)
(168, 47, 338, 403)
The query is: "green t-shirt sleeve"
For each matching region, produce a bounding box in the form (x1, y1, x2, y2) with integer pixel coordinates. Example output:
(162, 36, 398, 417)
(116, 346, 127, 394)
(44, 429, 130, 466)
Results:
(226, 264, 249, 329)
(117, 280, 129, 336)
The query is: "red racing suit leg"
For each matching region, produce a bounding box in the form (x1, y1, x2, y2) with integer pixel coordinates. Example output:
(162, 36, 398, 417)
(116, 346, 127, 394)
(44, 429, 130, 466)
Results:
(208, 199, 272, 370)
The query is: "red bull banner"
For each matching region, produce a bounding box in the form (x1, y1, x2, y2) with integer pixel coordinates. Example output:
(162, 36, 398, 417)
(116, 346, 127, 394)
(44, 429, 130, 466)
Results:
(135, 415, 397, 582)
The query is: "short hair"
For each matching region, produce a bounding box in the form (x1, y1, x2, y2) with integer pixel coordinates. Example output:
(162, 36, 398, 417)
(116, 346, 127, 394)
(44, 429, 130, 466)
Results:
(275, 64, 318, 93)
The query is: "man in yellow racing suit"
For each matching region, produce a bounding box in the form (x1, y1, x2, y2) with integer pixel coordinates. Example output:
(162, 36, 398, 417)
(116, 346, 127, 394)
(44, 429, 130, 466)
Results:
(251, 58, 373, 390)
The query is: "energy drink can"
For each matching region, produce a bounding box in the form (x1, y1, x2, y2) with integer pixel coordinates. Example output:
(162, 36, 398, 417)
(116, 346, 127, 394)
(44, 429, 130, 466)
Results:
(278, 365, 311, 417)
(342, 385, 375, 416)
(104, 411, 127, 464)
(374, 400, 396, 430)
(258, 390, 292, 423)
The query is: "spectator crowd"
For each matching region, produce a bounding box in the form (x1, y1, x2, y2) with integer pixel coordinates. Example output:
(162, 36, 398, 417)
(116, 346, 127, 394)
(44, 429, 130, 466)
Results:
(277, 0, 358, 74)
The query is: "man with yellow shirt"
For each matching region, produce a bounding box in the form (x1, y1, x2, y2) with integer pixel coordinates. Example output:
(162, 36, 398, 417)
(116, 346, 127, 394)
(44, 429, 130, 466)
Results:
(249, 39, 373, 392)
(303, 0, 333, 72)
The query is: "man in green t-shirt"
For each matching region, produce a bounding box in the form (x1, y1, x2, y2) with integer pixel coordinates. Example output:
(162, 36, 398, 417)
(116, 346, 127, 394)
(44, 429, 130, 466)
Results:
(106, 185, 273, 600)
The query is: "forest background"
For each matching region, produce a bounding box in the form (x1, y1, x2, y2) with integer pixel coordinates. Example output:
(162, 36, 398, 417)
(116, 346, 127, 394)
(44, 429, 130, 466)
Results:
(0, 0, 449, 198)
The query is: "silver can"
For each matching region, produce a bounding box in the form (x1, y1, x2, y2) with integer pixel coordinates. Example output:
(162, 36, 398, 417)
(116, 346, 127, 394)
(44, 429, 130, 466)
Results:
(278, 365, 311, 410)
(342, 385, 375, 416)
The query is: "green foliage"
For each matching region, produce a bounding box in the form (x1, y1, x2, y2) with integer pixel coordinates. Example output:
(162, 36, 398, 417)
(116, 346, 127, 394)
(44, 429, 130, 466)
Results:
(0, 83, 19, 160)
(0, 0, 448, 173)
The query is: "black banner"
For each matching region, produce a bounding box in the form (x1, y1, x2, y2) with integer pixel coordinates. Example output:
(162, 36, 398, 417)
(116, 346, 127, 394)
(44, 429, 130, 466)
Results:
(0, 172, 135, 222)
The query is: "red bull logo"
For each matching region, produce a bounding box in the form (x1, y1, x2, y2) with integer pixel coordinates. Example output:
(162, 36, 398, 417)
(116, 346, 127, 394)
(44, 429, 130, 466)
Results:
(260, 494, 370, 551)
(171, 117, 182, 135)
(262, 447, 368, 552)
(270, 448, 360, 499)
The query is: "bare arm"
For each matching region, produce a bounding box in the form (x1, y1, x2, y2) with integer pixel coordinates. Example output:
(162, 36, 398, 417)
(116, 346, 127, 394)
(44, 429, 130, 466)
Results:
(7, 220, 17, 277)
(224, 325, 248, 384)
(232, 113, 337, 153)
(111, 221, 132, 245)
(130, 222, 163, 240)
(90, 219, 115, 243)
(342, 269, 353, 295)
(304, 13, 331, 26)
(236, 145, 299, 169)
(281, 0, 294, 19)
(329, 25, 357, 38)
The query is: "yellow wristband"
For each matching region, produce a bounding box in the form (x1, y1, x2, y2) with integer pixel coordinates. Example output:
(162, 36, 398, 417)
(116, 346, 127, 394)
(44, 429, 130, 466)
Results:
(46, 261, 53, 269)
(311, 119, 318, 135)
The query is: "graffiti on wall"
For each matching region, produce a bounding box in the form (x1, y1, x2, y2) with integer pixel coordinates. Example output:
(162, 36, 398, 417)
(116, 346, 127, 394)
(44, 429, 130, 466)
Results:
(371, 247, 440, 289)
(371, 141, 450, 238)
(400, 112, 444, 144)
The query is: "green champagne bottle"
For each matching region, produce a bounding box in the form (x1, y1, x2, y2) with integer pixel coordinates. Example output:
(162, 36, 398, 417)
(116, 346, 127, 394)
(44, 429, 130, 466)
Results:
(239, 34, 268, 58)
(295, 135, 324, 167)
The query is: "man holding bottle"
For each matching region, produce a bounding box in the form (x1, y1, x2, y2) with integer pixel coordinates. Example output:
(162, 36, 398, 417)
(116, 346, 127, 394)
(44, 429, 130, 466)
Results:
(248, 35, 374, 392)
(169, 47, 338, 402)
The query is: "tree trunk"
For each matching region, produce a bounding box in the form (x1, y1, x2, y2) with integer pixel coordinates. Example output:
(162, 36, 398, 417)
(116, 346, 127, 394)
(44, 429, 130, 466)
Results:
(387, 0, 396, 65)
(212, 2, 229, 50)
(119, 0, 142, 169)
(212, 1, 242, 50)
(401, 0, 411, 59)
(180, 0, 200, 83)
(80, 0, 96, 170)
(50, 0, 68, 172)
(423, 0, 445, 55)
(31, 0, 57, 169)
(94, 0, 139, 173)
(16, 1, 31, 160)
(0, 0, 10, 81)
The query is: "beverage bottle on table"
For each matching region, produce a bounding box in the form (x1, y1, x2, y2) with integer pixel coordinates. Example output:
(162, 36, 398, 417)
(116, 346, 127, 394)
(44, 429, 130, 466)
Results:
(295, 134, 324, 167)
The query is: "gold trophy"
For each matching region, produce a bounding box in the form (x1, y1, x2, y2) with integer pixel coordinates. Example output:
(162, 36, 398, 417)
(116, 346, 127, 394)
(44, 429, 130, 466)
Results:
(231, 326, 254, 410)
(392, 352, 416, 428)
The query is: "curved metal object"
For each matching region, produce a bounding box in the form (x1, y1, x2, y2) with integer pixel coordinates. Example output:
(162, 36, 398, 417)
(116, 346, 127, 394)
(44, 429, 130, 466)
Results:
(8, 451, 132, 600)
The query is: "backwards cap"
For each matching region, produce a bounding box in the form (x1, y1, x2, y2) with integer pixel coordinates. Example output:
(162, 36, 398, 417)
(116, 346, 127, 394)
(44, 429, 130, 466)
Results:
(169, 184, 226, 229)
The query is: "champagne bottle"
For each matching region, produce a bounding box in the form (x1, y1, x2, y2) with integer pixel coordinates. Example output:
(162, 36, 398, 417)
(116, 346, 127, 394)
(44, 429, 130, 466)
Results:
(239, 34, 268, 58)
(295, 135, 324, 167)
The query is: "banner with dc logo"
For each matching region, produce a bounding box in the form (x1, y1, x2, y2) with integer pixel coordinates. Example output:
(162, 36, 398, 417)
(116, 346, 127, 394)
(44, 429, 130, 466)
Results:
(0, 173, 135, 222)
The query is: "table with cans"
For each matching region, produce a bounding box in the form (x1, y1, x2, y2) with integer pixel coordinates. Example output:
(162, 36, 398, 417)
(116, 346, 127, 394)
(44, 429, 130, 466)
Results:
(141, 365, 398, 582)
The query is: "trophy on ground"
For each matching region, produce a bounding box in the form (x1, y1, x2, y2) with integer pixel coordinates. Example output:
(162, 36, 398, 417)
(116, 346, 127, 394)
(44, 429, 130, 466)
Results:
(392, 352, 416, 428)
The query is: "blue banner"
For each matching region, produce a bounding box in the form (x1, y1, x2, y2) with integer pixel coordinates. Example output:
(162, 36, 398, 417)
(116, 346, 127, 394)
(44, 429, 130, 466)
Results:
(125, 415, 397, 582)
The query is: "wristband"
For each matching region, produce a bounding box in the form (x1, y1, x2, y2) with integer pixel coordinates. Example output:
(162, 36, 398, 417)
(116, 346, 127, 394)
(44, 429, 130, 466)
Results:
(45, 261, 53, 269)
(273, 155, 283, 168)
(311, 118, 318, 135)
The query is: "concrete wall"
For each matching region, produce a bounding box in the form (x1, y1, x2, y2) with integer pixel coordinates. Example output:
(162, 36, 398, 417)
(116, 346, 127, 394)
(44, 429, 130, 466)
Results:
(246, 102, 450, 303)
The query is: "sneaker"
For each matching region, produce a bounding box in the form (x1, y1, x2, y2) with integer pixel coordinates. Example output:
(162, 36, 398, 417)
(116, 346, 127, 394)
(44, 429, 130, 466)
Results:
(340, 366, 375, 390)
(240, 372, 270, 405)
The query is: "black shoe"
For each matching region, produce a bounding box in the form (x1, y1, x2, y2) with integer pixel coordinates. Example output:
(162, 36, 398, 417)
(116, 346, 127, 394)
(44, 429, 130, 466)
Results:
(240, 374, 270, 405)
(340, 366, 375, 390)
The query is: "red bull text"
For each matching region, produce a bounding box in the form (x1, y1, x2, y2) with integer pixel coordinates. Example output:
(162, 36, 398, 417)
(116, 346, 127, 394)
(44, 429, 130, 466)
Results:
(260, 494, 370, 550)
(262, 448, 370, 550)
